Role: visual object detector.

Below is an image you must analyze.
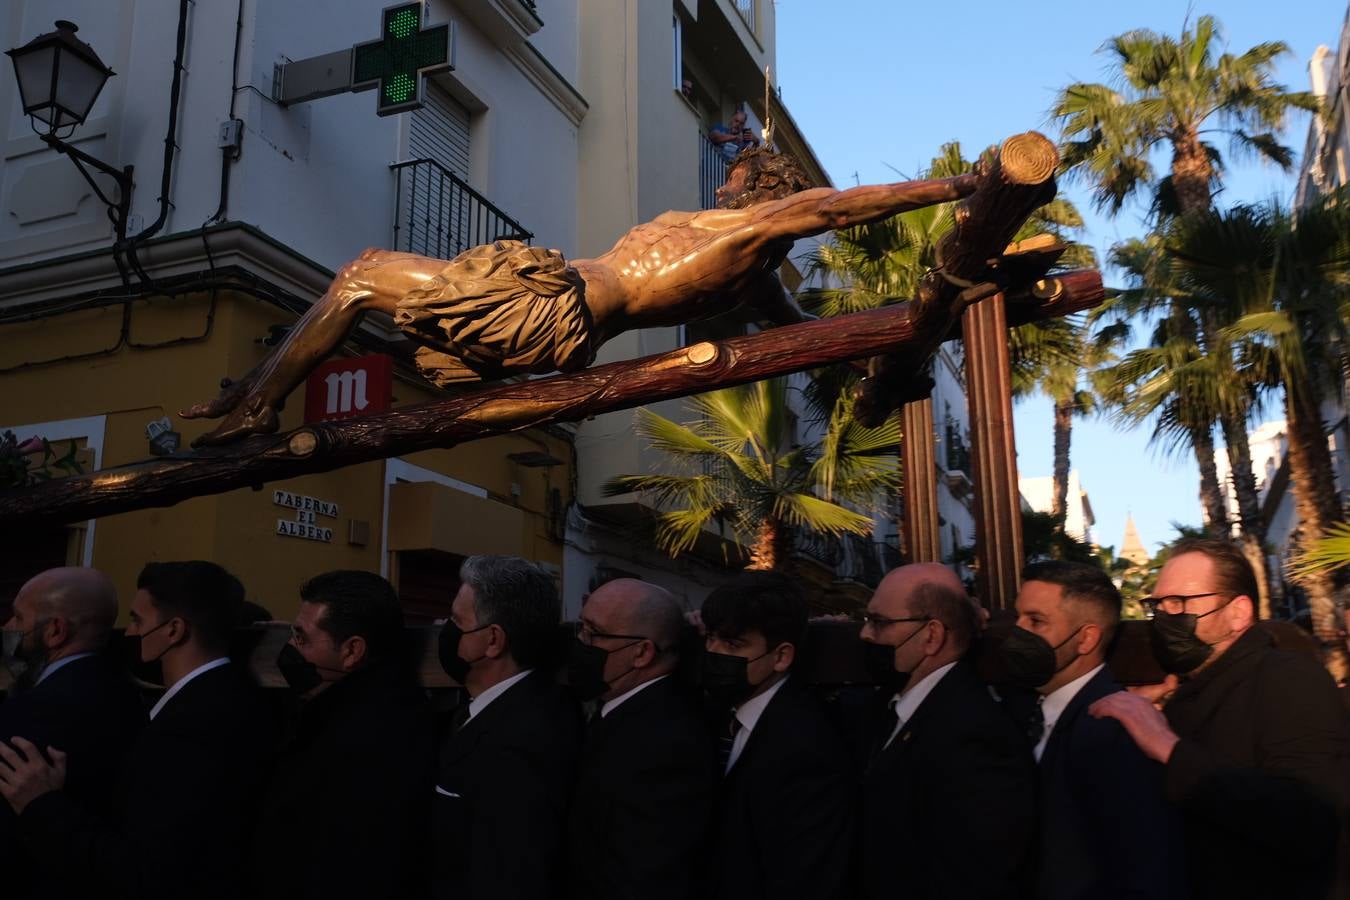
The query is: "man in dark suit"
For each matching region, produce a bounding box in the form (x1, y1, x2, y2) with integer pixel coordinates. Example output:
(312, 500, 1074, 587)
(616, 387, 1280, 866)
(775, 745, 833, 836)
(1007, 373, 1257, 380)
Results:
(1092, 537, 1350, 900)
(0, 560, 276, 900)
(702, 571, 853, 900)
(566, 578, 716, 900)
(0, 567, 147, 899)
(858, 563, 1035, 900)
(250, 570, 435, 899)
(1012, 561, 1183, 900)
(432, 554, 582, 900)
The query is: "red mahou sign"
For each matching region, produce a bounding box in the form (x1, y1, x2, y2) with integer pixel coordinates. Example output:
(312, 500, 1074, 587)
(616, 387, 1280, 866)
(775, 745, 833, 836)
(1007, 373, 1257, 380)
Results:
(303, 354, 393, 424)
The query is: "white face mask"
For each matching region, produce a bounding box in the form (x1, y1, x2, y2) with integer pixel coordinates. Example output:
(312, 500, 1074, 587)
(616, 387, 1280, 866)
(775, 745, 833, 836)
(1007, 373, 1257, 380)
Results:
(0, 629, 23, 659)
(1, 627, 38, 681)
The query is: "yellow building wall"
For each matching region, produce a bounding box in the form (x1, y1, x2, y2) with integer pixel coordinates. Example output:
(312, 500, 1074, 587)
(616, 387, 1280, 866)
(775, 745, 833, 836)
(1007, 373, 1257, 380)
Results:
(0, 288, 571, 621)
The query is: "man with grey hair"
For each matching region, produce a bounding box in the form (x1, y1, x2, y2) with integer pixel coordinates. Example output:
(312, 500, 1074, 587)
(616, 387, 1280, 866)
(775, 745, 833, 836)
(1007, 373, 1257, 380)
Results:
(432, 555, 581, 900)
(0, 567, 146, 900)
(565, 578, 716, 900)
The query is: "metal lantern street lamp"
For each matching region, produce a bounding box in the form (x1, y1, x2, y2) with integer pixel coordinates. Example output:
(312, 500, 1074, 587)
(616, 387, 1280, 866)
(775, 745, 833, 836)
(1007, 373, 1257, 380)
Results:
(6, 20, 134, 241)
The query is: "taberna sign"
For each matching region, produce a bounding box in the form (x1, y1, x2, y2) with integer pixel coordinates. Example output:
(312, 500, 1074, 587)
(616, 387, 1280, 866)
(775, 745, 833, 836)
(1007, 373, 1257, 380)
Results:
(303, 354, 393, 424)
(273, 489, 339, 543)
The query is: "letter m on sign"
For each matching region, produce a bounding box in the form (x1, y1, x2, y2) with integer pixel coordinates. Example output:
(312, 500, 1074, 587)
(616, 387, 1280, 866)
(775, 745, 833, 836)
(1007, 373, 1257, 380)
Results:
(304, 354, 393, 424)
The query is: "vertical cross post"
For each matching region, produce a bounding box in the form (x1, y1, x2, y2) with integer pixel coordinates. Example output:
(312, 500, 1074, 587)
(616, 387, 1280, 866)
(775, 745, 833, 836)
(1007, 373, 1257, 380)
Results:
(901, 397, 941, 563)
(963, 293, 1023, 610)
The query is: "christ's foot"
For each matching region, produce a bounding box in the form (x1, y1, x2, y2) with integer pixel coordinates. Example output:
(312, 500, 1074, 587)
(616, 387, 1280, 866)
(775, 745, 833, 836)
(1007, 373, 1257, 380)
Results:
(189, 395, 281, 447)
(180, 376, 253, 421)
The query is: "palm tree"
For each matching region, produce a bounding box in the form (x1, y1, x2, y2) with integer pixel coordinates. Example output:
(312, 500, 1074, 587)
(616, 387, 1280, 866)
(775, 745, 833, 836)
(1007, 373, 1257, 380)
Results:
(1100, 234, 1274, 613)
(603, 378, 901, 571)
(1054, 15, 1318, 589)
(1165, 197, 1350, 672)
(1010, 316, 1113, 526)
(1053, 14, 1319, 219)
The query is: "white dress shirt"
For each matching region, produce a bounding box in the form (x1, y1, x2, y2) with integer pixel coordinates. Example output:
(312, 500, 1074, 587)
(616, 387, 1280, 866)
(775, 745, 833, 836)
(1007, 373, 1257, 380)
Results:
(725, 675, 789, 773)
(884, 661, 958, 749)
(35, 652, 95, 685)
(148, 657, 231, 720)
(601, 673, 670, 718)
(1033, 663, 1104, 761)
(467, 668, 533, 721)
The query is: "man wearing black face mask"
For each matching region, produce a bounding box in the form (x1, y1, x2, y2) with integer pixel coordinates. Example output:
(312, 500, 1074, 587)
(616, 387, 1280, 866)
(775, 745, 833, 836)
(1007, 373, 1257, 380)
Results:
(701, 571, 852, 900)
(565, 578, 715, 900)
(0, 567, 145, 900)
(432, 554, 581, 900)
(249, 570, 434, 899)
(1011, 561, 1183, 900)
(1091, 537, 1350, 900)
(857, 563, 1033, 900)
(0, 560, 275, 900)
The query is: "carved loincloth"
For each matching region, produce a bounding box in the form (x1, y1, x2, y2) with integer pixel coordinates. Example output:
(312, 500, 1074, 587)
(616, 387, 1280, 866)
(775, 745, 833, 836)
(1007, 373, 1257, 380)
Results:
(393, 240, 595, 386)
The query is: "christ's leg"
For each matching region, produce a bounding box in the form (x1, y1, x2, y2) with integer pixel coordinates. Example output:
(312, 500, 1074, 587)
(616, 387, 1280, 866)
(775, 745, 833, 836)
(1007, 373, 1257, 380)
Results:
(181, 248, 443, 446)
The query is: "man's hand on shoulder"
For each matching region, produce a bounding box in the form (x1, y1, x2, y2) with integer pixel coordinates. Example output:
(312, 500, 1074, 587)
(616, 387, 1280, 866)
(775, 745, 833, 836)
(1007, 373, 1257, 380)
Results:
(0, 737, 67, 815)
(1089, 691, 1181, 764)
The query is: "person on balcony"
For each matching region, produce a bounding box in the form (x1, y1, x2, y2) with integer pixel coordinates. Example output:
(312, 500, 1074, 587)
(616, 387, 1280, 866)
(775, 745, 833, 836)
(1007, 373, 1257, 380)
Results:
(709, 108, 758, 163)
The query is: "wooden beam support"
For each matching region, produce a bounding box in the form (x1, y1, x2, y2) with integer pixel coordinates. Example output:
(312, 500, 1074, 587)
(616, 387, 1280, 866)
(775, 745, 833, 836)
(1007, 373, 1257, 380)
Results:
(900, 397, 941, 563)
(0, 269, 1103, 529)
(963, 292, 1024, 610)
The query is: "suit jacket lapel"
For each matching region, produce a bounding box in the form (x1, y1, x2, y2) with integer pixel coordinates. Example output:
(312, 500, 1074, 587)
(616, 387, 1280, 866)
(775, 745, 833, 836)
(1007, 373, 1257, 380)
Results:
(444, 673, 533, 765)
(726, 682, 788, 777)
(1039, 666, 1117, 772)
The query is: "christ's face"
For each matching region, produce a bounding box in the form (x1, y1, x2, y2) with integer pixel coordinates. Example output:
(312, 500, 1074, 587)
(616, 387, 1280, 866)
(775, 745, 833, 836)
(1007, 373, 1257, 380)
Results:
(715, 164, 752, 208)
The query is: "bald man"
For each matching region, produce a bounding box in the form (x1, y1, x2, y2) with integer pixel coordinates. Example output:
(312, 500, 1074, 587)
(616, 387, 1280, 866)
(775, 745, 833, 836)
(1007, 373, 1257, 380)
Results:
(0, 567, 147, 900)
(565, 579, 716, 900)
(856, 563, 1034, 900)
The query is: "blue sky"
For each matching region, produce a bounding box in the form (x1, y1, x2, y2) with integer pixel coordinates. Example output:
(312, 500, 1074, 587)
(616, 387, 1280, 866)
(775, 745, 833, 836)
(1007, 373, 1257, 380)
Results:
(775, 0, 1343, 555)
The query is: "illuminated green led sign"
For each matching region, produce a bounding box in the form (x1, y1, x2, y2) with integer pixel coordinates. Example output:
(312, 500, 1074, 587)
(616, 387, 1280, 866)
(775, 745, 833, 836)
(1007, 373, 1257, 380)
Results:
(351, 1, 452, 116)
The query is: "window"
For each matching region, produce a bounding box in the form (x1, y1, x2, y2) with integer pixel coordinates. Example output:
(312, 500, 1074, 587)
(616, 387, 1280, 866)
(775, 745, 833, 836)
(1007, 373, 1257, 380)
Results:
(672, 15, 683, 91)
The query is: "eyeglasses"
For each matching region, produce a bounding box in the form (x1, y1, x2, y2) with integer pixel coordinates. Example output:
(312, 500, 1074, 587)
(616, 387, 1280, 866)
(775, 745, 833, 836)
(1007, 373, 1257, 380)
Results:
(1140, 592, 1226, 616)
(858, 613, 930, 630)
(289, 626, 336, 648)
(573, 620, 649, 647)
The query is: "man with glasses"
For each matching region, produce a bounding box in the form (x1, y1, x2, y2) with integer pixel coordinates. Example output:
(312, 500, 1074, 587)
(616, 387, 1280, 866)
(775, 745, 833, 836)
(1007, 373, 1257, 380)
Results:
(701, 571, 853, 900)
(857, 563, 1034, 900)
(249, 570, 435, 899)
(1091, 537, 1350, 899)
(564, 578, 715, 900)
(432, 555, 581, 900)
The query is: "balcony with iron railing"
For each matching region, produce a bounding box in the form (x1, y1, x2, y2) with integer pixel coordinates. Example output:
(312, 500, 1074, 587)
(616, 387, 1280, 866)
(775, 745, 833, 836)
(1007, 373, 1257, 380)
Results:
(699, 131, 728, 210)
(732, 0, 755, 33)
(391, 158, 532, 259)
(794, 530, 886, 588)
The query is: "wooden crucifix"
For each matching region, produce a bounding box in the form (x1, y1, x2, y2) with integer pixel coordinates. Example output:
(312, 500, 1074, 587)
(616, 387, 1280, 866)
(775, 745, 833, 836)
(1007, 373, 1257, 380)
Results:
(0, 133, 1103, 612)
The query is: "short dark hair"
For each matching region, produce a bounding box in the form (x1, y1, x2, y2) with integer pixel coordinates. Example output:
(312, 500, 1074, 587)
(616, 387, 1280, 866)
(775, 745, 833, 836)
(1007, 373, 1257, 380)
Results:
(722, 147, 812, 208)
(136, 561, 244, 655)
(300, 570, 404, 662)
(1022, 561, 1122, 642)
(906, 580, 980, 655)
(1168, 537, 1260, 614)
(459, 555, 560, 669)
(701, 571, 807, 654)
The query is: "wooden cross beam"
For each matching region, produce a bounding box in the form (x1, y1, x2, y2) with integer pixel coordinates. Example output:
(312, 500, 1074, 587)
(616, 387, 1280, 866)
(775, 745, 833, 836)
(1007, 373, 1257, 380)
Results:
(0, 271, 1102, 528)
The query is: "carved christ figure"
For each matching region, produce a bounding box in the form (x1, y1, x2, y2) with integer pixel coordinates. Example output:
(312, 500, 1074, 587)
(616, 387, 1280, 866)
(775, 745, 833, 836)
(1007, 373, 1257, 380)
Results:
(183, 149, 976, 445)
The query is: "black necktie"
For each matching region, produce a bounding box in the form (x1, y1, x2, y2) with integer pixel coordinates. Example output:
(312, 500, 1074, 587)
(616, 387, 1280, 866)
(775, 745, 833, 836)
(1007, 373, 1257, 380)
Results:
(716, 713, 742, 774)
(450, 703, 471, 734)
(1027, 696, 1046, 747)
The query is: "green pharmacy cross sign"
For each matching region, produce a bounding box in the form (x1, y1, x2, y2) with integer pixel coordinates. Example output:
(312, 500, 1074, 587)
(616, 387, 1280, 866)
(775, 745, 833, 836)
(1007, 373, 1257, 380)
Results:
(274, 1, 454, 117)
(352, 3, 452, 115)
